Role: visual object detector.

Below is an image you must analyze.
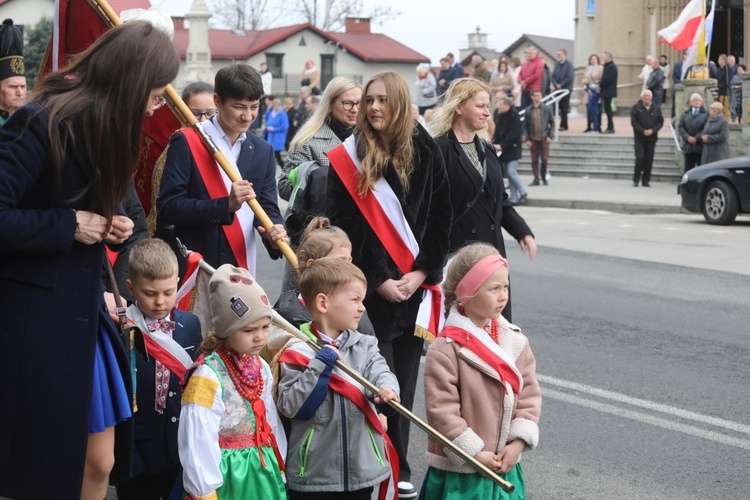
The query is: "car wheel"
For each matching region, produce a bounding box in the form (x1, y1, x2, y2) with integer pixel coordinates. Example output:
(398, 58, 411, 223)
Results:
(701, 180, 739, 225)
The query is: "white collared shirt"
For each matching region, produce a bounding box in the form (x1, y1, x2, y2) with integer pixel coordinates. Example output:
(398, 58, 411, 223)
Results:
(211, 115, 246, 163)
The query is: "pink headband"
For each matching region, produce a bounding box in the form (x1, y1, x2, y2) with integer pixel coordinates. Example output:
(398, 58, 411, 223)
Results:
(455, 254, 508, 303)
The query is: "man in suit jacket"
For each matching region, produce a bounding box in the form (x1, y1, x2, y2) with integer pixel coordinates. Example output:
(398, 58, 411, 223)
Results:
(551, 48, 575, 131)
(522, 88, 555, 185)
(158, 63, 287, 276)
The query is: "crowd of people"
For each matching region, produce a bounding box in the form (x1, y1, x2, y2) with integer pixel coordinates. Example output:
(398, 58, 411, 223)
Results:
(1, 11, 745, 498)
(0, 19, 541, 500)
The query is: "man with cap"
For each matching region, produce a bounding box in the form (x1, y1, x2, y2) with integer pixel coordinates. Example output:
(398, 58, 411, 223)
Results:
(0, 19, 26, 125)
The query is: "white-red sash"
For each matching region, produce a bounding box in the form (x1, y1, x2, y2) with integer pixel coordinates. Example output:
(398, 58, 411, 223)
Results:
(279, 348, 399, 500)
(182, 123, 257, 275)
(439, 323, 522, 395)
(127, 305, 193, 378)
(327, 136, 444, 336)
(175, 250, 203, 312)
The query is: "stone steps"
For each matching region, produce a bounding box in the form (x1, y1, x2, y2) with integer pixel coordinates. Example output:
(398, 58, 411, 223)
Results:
(517, 135, 681, 182)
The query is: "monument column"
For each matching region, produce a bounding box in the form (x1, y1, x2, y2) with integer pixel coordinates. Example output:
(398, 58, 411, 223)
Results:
(185, 0, 213, 84)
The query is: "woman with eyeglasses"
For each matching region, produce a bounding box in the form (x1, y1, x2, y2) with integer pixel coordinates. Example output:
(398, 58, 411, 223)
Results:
(0, 22, 179, 500)
(182, 80, 216, 122)
(325, 71, 452, 499)
(277, 76, 363, 291)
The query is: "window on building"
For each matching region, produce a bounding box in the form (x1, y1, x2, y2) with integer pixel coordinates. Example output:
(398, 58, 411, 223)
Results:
(266, 53, 283, 78)
(587, 0, 595, 15)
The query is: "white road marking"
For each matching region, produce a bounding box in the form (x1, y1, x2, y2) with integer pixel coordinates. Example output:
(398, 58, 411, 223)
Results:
(538, 374, 750, 435)
(542, 387, 750, 451)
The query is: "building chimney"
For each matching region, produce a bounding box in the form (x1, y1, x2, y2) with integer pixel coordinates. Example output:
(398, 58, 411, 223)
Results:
(345, 17, 371, 35)
(172, 17, 185, 30)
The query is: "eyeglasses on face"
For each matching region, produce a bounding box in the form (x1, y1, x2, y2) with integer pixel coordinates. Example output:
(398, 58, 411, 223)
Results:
(192, 109, 218, 119)
(229, 274, 254, 285)
(151, 95, 167, 111)
(340, 100, 361, 111)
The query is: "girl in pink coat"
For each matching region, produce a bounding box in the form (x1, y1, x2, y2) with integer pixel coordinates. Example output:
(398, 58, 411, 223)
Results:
(422, 242, 542, 499)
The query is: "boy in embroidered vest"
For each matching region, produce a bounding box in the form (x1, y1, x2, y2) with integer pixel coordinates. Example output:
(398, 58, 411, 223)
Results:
(179, 264, 286, 500)
(422, 242, 541, 499)
(277, 258, 400, 500)
(157, 62, 288, 278)
(118, 238, 202, 500)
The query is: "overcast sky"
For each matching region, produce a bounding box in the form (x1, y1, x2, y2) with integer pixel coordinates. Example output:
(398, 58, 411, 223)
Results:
(151, 0, 576, 65)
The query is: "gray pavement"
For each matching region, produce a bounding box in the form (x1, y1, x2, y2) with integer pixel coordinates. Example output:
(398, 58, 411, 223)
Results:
(517, 174, 683, 214)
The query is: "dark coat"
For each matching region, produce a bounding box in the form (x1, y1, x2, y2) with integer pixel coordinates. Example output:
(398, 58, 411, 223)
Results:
(600, 60, 618, 98)
(700, 114, 731, 164)
(106, 181, 148, 303)
(631, 100, 664, 143)
(157, 125, 283, 276)
(434, 130, 533, 255)
(646, 67, 665, 94)
(326, 123, 452, 341)
(677, 106, 708, 154)
(522, 102, 555, 141)
(435, 131, 533, 322)
(551, 59, 575, 90)
(0, 105, 133, 499)
(127, 310, 201, 478)
(275, 289, 376, 337)
(493, 107, 523, 162)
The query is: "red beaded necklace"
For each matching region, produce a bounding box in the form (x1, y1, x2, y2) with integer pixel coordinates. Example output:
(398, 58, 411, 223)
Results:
(218, 347, 264, 402)
(484, 318, 499, 344)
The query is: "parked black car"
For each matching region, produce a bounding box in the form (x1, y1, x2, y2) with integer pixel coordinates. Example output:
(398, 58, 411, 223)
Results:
(679, 157, 750, 224)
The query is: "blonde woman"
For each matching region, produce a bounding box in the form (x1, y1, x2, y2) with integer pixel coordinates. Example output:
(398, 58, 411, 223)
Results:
(300, 59, 320, 94)
(278, 76, 362, 291)
(429, 77, 536, 322)
(326, 71, 452, 499)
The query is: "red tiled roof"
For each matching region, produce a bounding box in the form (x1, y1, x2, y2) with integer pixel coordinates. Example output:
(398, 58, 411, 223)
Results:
(172, 22, 429, 64)
(325, 32, 428, 63)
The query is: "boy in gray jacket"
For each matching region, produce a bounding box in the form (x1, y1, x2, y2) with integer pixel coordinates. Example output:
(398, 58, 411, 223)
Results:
(277, 258, 400, 499)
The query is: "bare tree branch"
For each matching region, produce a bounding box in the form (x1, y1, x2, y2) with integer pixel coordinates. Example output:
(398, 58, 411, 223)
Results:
(291, 0, 399, 31)
(211, 0, 283, 31)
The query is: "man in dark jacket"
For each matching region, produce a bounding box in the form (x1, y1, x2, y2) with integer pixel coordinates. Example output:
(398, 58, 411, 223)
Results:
(716, 54, 732, 120)
(677, 93, 708, 172)
(630, 89, 664, 187)
(551, 48, 574, 131)
(493, 94, 526, 204)
(598, 51, 618, 133)
(523, 88, 555, 185)
(646, 58, 665, 107)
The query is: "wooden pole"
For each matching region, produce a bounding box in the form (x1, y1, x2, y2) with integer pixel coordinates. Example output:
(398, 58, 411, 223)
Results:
(184, 250, 515, 494)
(86, 0, 299, 269)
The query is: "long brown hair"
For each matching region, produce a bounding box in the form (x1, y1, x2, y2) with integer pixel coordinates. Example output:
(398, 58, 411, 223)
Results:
(32, 21, 179, 220)
(355, 71, 416, 197)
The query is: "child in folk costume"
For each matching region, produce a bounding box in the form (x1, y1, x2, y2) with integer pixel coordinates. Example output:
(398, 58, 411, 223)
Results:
(274, 216, 375, 336)
(277, 258, 400, 500)
(178, 265, 286, 500)
(118, 239, 202, 499)
(421, 243, 541, 500)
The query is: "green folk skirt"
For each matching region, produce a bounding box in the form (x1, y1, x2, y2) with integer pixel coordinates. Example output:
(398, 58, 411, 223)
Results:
(420, 463, 525, 500)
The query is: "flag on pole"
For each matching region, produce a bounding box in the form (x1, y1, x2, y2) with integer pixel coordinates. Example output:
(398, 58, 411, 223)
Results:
(680, 0, 716, 80)
(658, 0, 704, 50)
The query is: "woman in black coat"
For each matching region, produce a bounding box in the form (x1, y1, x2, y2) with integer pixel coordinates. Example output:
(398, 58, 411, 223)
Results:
(0, 23, 179, 500)
(326, 71, 451, 497)
(430, 78, 536, 322)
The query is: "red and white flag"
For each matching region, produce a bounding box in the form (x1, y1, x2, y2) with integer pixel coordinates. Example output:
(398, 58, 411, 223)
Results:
(658, 0, 704, 50)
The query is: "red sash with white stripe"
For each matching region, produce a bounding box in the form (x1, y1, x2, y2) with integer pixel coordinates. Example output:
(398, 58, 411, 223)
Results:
(439, 326, 521, 395)
(175, 250, 203, 312)
(182, 127, 251, 270)
(327, 139, 443, 336)
(279, 348, 399, 500)
(127, 305, 193, 377)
